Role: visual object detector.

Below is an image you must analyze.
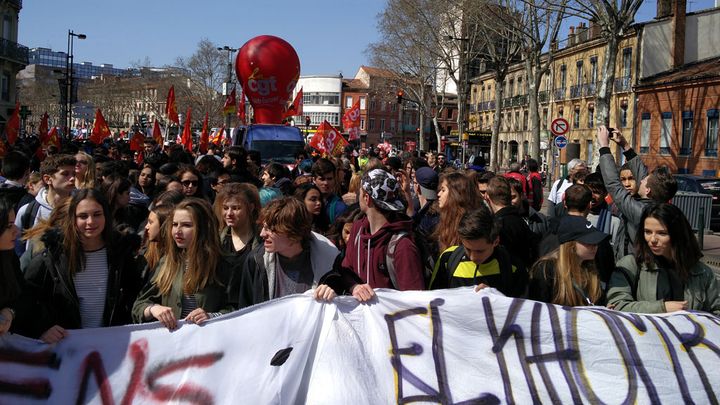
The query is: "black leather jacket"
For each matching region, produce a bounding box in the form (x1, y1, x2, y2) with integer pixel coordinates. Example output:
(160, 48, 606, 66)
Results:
(18, 228, 141, 338)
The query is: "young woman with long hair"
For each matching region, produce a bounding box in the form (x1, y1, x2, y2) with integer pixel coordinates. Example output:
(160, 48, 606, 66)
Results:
(214, 182, 262, 257)
(177, 165, 206, 199)
(21, 189, 141, 343)
(132, 198, 236, 329)
(19, 197, 71, 271)
(136, 163, 157, 199)
(608, 203, 720, 315)
(74, 151, 96, 190)
(528, 216, 609, 306)
(293, 183, 330, 235)
(139, 191, 185, 285)
(434, 171, 481, 252)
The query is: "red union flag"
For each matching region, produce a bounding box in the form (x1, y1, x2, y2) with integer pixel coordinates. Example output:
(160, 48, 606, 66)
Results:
(283, 87, 303, 119)
(152, 119, 163, 145)
(199, 111, 209, 153)
(223, 87, 237, 115)
(129, 131, 144, 151)
(309, 120, 348, 156)
(342, 99, 361, 141)
(166, 86, 179, 124)
(181, 107, 193, 152)
(89, 109, 111, 145)
(5, 102, 20, 145)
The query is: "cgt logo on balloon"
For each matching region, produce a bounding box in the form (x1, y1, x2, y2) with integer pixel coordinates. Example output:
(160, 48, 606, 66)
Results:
(236, 35, 301, 124)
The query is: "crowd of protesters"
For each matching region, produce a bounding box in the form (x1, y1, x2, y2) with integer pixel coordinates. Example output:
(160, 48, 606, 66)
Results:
(1, 124, 719, 343)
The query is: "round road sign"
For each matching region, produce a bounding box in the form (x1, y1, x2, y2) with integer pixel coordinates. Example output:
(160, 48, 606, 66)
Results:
(554, 135, 568, 149)
(551, 118, 569, 136)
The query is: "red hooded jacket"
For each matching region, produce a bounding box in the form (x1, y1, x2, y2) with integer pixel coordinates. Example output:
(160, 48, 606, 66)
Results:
(342, 216, 424, 290)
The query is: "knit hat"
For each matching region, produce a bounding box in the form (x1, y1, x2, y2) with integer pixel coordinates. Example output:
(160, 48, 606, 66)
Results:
(361, 169, 405, 212)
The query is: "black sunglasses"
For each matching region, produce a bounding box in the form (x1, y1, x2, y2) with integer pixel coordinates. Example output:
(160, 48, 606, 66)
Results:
(181, 180, 198, 187)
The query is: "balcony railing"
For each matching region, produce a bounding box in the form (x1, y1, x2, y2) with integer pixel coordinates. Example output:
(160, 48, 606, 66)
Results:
(503, 98, 512, 108)
(554, 87, 566, 100)
(570, 85, 583, 99)
(614, 76, 632, 92)
(469, 104, 476, 113)
(0, 38, 28, 65)
(538, 91, 549, 103)
(512, 95, 527, 107)
(584, 82, 597, 97)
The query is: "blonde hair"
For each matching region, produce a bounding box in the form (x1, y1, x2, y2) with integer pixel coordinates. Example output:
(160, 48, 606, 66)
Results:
(532, 241, 602, 306)
(75, 151, 96, 189)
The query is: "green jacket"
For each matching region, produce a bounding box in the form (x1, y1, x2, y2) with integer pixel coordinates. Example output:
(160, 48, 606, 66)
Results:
(131, 257, 237, 323)
(607, 255, 720, 316)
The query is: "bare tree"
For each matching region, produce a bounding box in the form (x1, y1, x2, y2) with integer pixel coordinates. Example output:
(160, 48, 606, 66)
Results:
(504, 0, 566, 162)
(547, 0, 643, 166)
(367, 0, 446, 151)
(174, 38, 226, 128)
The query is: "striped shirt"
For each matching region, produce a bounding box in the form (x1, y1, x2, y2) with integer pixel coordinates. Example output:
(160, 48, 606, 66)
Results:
(181, 294, 198, 318)
(74, 248, 109, 328)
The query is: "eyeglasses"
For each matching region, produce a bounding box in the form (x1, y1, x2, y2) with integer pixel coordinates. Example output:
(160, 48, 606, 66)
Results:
(181, 180, 198, 187)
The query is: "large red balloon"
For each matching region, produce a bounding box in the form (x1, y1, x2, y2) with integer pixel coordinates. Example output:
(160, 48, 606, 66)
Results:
(235, 35, 300, 125)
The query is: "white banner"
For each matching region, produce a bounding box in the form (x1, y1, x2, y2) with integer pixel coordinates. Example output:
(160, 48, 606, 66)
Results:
(1, 288, 719, 404)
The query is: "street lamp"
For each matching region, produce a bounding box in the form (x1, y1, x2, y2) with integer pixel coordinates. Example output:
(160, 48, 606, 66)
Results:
(218, 45, 238, 142)
(65, 30, 86, 140)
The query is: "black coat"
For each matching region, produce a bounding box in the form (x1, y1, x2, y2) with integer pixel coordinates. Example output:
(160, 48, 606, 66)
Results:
(18, 228, 141, 338)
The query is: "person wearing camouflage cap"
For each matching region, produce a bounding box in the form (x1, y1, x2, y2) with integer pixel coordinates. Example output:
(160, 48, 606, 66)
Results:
(341, 169, 424, 301)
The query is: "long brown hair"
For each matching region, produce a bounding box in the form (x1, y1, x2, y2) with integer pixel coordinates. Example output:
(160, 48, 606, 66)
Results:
(61, 189, 113, 275)
(433, 171, 481, 251)
(153, 198, 222, 295)
(532, 242, 602, 306)
(143, 203, 177, 272)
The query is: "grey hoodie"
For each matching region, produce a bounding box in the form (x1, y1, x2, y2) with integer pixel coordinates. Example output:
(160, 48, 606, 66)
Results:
(14, 187, 54, 255)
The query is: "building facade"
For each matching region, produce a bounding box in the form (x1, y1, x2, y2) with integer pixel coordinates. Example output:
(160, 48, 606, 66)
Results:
(635, 1, 720, 176)
(470, 22, 637, 170)
(0, 0, 27, 130)
(28, 47, 131, 79)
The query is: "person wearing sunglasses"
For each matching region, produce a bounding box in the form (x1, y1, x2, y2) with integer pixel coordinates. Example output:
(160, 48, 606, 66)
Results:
(177, 165, 206, 200)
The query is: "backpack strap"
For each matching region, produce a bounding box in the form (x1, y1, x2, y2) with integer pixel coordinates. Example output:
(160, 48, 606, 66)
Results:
(21, 200, 40, 232)
(385, 231, 408, 289)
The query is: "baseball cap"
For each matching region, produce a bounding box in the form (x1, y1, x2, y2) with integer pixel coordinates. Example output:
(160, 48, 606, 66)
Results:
(414, 167, 438, 200)
(361, 169, 405, 212)
(557, 215, 610, 244)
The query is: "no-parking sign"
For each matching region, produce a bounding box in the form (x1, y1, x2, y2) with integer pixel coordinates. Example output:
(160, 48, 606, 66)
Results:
(551, 118, 569, 136)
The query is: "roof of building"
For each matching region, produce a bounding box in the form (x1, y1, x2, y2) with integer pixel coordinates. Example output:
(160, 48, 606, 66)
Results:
(637, 57, 720, 88)
(343, 78, 368, 90)
(358, 65, 396, 78)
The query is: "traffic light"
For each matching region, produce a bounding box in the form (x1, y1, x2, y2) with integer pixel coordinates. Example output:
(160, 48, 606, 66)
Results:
(397, 90, 404, 104)
(140, 114, 148, 128)
(305, 116, 311, 126)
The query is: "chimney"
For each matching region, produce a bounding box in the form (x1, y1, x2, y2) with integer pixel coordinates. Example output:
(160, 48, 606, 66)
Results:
(671, 0, 687, 68)
(568, 26, 575, 46)
(589, 19, 600, 40)
(657, 0, 672, 19)
(578, 23, 588, 42)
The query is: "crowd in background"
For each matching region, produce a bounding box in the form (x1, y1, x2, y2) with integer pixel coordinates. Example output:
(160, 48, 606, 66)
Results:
(0, 124, 718, 342)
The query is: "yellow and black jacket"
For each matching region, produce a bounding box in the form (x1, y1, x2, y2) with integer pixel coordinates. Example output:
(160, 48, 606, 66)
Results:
(429, 245, 528, 298)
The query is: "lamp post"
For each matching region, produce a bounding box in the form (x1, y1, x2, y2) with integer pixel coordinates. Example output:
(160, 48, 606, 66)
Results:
(445, 34, 469, 166)
(217, 45, 238, 143)
(65, 30, 86, 140)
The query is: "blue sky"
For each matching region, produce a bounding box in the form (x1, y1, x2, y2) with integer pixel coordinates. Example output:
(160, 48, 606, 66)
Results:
(18, 0, 718, 78)
(18, 0, 386, 77)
